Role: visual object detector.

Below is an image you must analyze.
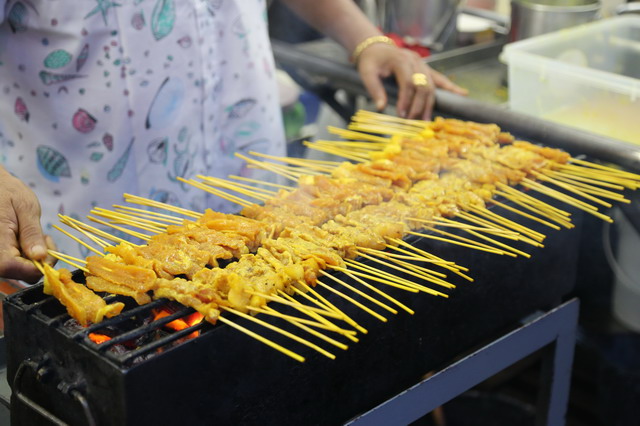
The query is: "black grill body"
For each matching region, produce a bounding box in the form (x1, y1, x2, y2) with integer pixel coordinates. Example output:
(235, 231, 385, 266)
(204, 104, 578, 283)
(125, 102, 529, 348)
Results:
(4, 202, 584, 425)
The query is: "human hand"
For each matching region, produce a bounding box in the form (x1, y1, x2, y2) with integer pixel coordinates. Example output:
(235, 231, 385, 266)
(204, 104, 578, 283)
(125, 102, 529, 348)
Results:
(0, 166, 56, 283)
(356, 43, 468, 120)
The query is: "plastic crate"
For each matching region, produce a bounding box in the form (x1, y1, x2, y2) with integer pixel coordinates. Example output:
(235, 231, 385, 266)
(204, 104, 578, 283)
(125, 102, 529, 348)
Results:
(501, 16, 640, 145)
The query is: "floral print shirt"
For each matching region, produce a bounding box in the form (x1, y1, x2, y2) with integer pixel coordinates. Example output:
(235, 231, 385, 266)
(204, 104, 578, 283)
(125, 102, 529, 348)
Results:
(0, 0, 286, 258)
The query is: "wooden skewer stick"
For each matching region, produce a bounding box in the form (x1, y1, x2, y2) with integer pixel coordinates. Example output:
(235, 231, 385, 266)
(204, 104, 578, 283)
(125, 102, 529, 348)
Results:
(59, 215, 131, 246)
(47, 250, 89, 273)
(493, 190, 574, 229)
(296, 281, 368, 335)
(354, 110, 428, 127)
(245, 290, 343, 320)
(224, 307, 335, 360)
(52, 225, 105, 256)
(93, 207, 169, 229)
(327, 126, 391, 143)
(277, 291, 359, 341)
(488, 199, 562, 231)
(246, 151, 337, 173)
(407, 230, 508, 255)
(356, 250, 450, 281)
(337, 268, 415, 315)
(541, 173, 630, 202)
(91, 209, 166, 234)
(385, 238, 474, 282)
(459, 227, 531, 258)
(227, 174, 294, 190)
(87, 216, 151, 241)
(422, 225, 517, 258)
(319, 270, 398, 314)
(351, 117, 427, 134)
(237, 153, 301, 182)
(569, 158, 640, 180)
(198, 175, 279, 196)
(262, 306, 349, 351)
(113, 205, 185, 224)
(549, 168, 627, 190)
(409, 217, 520, 238)
(196, 176, 272, 202)
(177, 177, 254, 208)
(496, 183, 572, 217)
(248, 306, 354, 341)
(556, 164, 640, 189)
(339, 262, 449, 297)
(303, 142, 370, 162)
(316, 280, 387, 322)
(336, 263, 421, 293)
(532, 171, 613, 208)
(463, 206, 546, 245)
(123, 193, 202, 218)
(217, 315, 305, 363)
(32, 260, 46, 275)
(465, 204, 548, 241)
(357, 246, 445, 264)
(520, 178, 614, 223)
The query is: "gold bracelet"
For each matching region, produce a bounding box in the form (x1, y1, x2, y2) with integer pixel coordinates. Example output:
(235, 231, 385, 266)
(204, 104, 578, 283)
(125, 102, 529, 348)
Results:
(351, 35, 395, 64)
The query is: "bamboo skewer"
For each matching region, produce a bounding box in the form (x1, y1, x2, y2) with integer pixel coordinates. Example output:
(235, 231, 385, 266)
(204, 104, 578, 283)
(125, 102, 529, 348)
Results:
(356, 250, 451, 283)
(319, 270, 398, 315)
(296, 281, 368, 335)
(245, 290, 343, 320)
(316, 280, 387, 322)
(386, 238, 475, 282)
(337, 268, 415, 315)
(247, 151, 338, 174)
(277, 291, 359, 340)
(52, 225, 105, 256)
(327, 125, 391, 143)
(112, 205, 185, 224)
(532, 171, 614, 208)
(59, 214, 132, 246)
(339, 262, 448, 297)
(407, 230, 507, 255)
(123, 193, 202, 218)
(247, 306, 353, 339)
(178, 177, 254, 208)
(262, 306, 349, 351)
(541, 173, 630, 202)
(224, 307, 336, 360)
(228, 174, 294, 190)
(87, 216, 151, 242)
(47, 250, 89, 273)
(217, 315, 305, 362)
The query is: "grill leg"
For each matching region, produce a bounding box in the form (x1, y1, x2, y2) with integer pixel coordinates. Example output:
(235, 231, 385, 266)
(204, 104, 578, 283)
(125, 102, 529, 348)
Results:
(346, 298, 580, 426)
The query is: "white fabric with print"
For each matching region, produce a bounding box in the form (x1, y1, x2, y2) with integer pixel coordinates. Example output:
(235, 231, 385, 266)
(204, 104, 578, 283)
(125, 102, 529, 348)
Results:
(0, 0, 286, 258)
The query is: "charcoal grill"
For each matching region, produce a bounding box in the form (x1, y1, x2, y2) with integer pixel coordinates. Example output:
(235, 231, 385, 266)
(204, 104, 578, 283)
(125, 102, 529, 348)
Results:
(3, 194, 585, 425)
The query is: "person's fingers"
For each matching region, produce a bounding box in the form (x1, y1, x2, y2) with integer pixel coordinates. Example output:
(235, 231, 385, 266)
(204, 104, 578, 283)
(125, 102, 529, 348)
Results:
(392, 61, 415, 118)
(0, 248, 43, 282)
(44, 235, 58, 267)
(358, 60, 390, 112)
(14, 196, 47, 261)
(431, 69, 469, 96)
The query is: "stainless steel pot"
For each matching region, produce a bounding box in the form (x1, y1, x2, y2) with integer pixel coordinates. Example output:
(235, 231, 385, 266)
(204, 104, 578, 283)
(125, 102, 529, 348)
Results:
(375, 0, 462, 49)
(509, 0, 601, 42)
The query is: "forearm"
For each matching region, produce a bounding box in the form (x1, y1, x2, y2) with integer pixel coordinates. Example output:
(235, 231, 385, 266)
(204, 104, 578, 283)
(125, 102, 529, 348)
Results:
(278, 0, 381, 53)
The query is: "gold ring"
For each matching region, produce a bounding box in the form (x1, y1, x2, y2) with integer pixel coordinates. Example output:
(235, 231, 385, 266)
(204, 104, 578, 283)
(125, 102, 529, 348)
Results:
(412, 73, 428, 87)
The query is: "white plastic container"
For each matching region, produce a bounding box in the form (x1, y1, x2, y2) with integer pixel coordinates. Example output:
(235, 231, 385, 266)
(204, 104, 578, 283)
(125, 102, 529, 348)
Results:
(501, 16, 640, 145)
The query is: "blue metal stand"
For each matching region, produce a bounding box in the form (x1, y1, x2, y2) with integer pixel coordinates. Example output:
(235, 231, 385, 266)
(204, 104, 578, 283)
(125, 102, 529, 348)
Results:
(347, 298, 579, 426)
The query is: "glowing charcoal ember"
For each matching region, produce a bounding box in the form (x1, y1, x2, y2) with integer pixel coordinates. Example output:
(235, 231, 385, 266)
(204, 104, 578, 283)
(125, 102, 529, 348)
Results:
(88, 333, 112, 344)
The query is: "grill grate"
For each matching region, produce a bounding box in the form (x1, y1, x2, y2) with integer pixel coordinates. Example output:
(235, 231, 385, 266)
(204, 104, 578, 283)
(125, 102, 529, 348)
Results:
(10, 284, 212, 367)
